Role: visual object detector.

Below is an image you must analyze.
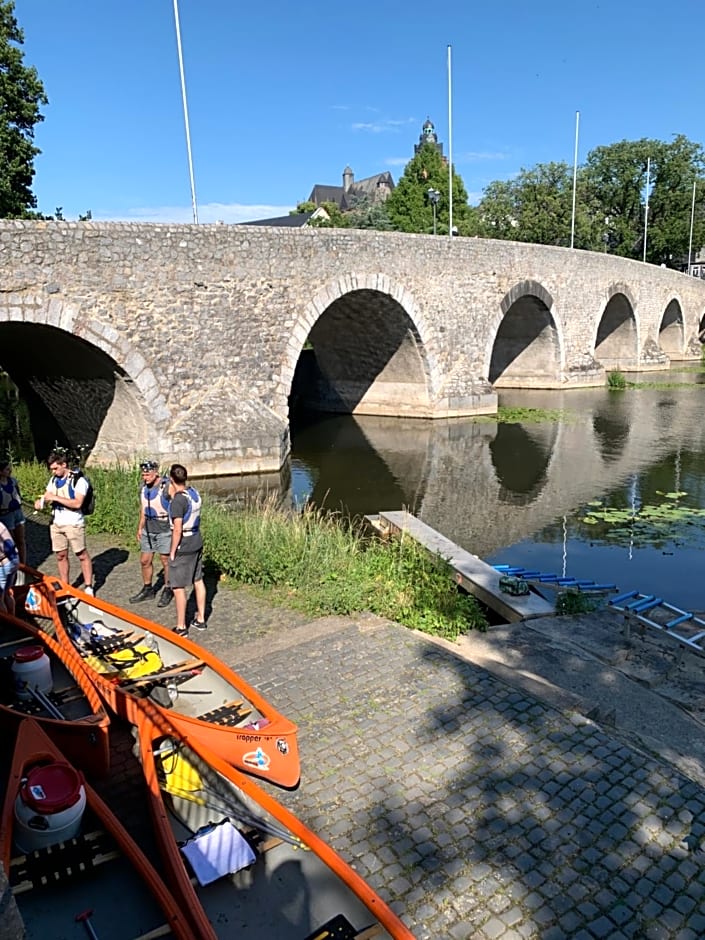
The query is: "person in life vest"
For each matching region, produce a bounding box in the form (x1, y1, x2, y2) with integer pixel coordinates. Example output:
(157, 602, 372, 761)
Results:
(0, 457, 26, 567)
(0, 519, 19, 616)
(34, 449, 94, 594)
(167, 463, 206, 636)
(130, 460, 173, 608)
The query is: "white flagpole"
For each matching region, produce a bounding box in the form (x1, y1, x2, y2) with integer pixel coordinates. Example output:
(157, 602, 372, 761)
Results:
(570, 110, 579, 249)
(447, 44, 453, 238)
(688, 179, 696, 274)
(643, 156, 650, 262)
(173, 0, 199, 224)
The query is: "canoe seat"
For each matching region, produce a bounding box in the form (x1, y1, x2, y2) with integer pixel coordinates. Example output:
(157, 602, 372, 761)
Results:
(86, 630, 140, 655)
(197, 700, 252, 726)
(10, 828, 119, 895)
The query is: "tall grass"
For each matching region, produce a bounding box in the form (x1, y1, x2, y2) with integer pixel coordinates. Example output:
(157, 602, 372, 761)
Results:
(607, 370, 627, 389)
(13, 463, 486, 640)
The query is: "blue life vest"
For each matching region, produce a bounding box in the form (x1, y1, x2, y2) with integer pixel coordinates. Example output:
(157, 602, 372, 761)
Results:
(141, 477, 170, 521)
(0, 476, 21, 514)
(168, 486, 201, 536)
(1, 531, 18, 564)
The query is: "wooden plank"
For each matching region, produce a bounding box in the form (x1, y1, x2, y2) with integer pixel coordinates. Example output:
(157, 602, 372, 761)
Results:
(376, 510, 554, 623)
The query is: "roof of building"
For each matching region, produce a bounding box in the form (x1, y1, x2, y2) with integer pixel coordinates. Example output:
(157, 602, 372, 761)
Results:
(308, 171, 395, 211)
(241, 212, 314, 228)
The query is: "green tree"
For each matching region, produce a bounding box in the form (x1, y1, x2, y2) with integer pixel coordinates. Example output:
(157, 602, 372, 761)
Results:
(0, 1, 47, 218)
(384, 143, 473, 235)
(476, 162, 576, 246)
(474, 136, 705, 263)
(344, 194, 392, 230)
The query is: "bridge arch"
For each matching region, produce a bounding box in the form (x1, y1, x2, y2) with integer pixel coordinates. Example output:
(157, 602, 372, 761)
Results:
(0, 297, 171, 463)
(283, 274, 441, 417)
(658, 297, 684, 358)
(488, 280, 564, 387)
(595, 286, 639, 370)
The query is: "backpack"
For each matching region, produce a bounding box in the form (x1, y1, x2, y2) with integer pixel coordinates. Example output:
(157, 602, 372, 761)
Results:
(70, 469, 96, 516)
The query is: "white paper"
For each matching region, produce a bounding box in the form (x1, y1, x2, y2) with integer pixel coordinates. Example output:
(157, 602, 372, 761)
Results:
(180, 821, 256, 886)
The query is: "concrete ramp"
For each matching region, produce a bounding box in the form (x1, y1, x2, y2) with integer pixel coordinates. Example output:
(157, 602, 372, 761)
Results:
(373, 510, 555, 623)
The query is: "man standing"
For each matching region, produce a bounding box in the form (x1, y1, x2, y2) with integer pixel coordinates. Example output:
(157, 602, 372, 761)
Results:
(130, 460, 173, 607)
(167, 463, 206, 635)
(34, 449, 93, 593)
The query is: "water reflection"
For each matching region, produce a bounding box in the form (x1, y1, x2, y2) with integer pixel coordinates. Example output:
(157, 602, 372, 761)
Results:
(290, 385, 705, 609)
(490, 422, 556, 504)
(592, 398, 631, 463)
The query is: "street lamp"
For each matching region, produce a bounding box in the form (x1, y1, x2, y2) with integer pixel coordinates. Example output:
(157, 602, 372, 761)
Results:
(427, 188, 440, 235)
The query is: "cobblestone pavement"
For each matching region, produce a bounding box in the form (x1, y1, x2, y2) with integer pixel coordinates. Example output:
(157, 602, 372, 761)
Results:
(24, 524, 705, 939)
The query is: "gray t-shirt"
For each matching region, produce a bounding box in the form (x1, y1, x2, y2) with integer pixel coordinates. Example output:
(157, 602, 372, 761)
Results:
(170, 491, 203, 554)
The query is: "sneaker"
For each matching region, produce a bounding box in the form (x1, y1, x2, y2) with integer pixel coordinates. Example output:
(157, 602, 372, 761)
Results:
(189, 618, 207, 631)
(84, 585, 94, 596)
(157, 586, 174, 608)
(130, 584, 155, 603)
(174, 625, 189, 637)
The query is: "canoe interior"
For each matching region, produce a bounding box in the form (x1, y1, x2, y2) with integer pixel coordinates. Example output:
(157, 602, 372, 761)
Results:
(152, 735, 393, 939)
(58, 596, 264, 725)
(8, 805, 178, 940)
(0, 621, 94, 723)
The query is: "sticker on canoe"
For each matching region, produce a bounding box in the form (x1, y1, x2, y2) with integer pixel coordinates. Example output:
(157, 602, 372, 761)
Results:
(276, 738, 289, 755)
(243, 747, 270, 771)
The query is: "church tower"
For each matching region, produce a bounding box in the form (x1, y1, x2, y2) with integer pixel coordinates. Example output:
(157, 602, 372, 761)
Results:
(414, 117, 444, 158)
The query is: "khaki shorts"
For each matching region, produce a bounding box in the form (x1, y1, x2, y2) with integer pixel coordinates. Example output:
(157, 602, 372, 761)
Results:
(50, 523, 87, 554)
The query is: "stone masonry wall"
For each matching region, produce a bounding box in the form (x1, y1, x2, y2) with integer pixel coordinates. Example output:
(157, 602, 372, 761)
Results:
(1, 220, 705, 475)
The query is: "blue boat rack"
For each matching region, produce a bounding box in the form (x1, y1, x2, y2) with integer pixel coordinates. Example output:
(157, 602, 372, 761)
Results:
(608, 591, 705, 658)
(493, 565, 617, 593)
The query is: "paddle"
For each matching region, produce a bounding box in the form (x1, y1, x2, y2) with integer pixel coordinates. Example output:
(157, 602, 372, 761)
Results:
(166, 782, 305, 850)
(26, 685, 65, 720)
(119, 660, 206, 692)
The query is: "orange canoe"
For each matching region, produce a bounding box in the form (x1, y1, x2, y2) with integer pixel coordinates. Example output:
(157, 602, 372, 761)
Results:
(134, 702, 416, 940)
(26, 569, 301, 789)
(0, 718, 194, 939)
(0, 609, 110, 777)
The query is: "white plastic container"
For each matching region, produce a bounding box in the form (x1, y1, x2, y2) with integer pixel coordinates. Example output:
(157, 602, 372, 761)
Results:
(12, 645, 53, 700)
(14, 761, 87, 853)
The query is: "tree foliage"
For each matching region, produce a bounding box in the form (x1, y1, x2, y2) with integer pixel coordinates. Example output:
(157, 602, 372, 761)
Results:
(0, 1, 47, 218)
(384, 143, 475, 235)
(475, 135, 705, 265)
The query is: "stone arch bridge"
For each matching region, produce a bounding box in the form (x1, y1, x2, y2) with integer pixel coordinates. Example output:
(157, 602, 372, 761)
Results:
(2, 220, 705, 476)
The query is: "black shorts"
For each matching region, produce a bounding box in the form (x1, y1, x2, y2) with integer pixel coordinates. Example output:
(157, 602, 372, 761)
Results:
(169, 546, 203, 589)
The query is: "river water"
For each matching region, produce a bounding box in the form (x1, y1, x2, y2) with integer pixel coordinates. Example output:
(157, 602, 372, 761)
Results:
(290, 378, 705, 611)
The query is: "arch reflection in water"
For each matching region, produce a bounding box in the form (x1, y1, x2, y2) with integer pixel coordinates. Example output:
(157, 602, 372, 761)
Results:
(490, 422, 557, 505)
(592, 399, 632, 463)
(289, 412, 431, 518)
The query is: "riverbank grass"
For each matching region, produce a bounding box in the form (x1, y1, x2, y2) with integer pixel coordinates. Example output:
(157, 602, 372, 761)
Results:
(15, 462, 486, 640)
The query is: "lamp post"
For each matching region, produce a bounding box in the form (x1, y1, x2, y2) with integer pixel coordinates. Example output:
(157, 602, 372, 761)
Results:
(427, 188, 440, 235)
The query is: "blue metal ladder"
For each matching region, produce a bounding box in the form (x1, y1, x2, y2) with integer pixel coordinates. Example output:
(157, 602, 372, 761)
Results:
(608, 591, 705, 657)
(493, 564, 617, 593)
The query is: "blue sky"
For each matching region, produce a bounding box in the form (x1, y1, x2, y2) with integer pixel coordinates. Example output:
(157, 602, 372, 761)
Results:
(14, 0, 704, 224)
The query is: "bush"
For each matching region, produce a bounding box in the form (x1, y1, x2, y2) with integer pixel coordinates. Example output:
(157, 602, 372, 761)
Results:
(607, 370, 626, 390)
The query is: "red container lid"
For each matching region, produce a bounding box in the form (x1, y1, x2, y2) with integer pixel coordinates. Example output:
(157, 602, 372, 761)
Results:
(21, 762, 84, 814)
(13, 645, 46, 664)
